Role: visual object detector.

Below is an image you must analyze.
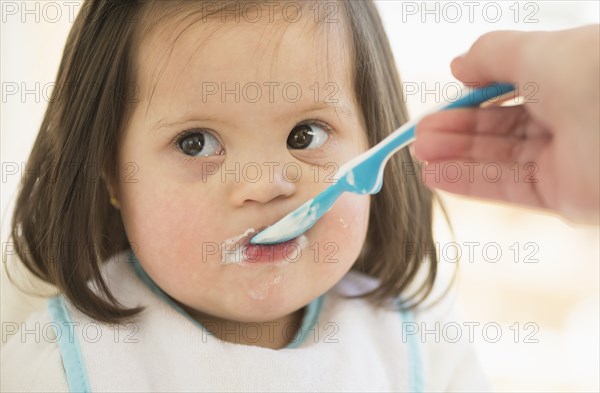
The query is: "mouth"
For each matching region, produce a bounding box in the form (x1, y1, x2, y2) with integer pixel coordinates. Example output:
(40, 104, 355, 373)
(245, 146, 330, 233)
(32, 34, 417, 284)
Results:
(221, 227, 307, 265)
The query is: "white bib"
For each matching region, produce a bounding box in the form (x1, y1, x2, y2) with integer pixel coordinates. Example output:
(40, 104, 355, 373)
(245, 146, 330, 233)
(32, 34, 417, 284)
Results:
(49, 249, 423, 392)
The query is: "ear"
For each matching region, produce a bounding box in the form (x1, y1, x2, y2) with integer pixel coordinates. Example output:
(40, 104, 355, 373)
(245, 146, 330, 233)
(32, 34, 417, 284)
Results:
(100, 169, 118, 199)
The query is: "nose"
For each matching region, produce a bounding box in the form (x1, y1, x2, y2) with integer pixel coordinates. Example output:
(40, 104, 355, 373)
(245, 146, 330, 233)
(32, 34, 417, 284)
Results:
(228, 160, 297, 207)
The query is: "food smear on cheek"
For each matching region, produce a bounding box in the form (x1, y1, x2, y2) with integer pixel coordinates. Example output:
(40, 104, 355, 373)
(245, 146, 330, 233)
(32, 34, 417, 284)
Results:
(246, 266, 286, 301)
(221, 228, 256, 264)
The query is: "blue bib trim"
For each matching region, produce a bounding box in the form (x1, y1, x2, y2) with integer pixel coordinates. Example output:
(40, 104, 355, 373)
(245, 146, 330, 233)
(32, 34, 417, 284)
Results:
(285, 291, 325, 349)
(48, 296, 91, 393)
(127, 249, 325, 348)
(399, 308, 424, 392)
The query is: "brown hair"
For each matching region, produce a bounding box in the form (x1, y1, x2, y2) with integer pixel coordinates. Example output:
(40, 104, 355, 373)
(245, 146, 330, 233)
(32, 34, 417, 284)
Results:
(9, 0, 442, 324)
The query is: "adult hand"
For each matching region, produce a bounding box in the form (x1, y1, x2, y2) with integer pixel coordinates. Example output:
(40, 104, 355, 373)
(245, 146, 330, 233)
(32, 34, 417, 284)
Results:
(413, 25, 600, 224)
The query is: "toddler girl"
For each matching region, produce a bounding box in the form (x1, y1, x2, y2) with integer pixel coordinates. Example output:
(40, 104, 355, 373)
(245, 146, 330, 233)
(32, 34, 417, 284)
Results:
(2, 0, 487, 391)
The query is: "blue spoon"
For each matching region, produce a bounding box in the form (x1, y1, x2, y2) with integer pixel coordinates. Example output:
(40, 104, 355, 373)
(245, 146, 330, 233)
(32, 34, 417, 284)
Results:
(250, 83, 515, 245)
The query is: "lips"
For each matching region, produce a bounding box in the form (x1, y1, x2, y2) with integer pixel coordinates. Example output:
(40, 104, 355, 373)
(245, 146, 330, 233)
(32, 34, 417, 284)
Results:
(221, 227, 307, 265)
(243, 236, 301, 263)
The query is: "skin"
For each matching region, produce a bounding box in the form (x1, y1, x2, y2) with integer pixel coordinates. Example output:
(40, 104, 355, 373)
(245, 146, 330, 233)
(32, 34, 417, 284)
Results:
(109, 14, 370, 349)
(413, 25, 600, 225)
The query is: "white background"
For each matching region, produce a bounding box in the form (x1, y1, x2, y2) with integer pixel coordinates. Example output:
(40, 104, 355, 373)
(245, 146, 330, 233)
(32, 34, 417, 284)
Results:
(1, 1, 599, 391)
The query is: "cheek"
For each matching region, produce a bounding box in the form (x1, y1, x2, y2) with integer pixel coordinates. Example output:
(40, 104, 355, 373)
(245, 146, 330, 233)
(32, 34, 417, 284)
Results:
(310, 193, 370, 268)
(116, 163, 228, 283)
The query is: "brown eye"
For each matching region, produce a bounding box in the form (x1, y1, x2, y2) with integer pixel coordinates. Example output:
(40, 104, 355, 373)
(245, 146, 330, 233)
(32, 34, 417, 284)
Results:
(177, 131, 223, 157)
(287, 123, 328, 150)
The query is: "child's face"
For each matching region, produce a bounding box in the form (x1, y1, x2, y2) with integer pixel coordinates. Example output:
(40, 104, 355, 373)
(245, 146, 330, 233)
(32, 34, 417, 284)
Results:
(115, 15, 370, 323)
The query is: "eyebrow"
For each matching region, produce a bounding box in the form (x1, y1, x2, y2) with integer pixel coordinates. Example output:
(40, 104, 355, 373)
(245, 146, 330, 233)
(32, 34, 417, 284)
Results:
(150, 101, 353, 133)
(151, 117, 223, 133)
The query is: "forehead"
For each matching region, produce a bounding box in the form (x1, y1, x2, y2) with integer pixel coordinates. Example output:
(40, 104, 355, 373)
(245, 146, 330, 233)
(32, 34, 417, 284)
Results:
(134, 10, 354, 115)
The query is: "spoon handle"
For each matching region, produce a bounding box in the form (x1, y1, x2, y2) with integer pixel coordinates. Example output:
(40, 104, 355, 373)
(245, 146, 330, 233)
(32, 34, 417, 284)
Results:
(375, 83, 516, 163)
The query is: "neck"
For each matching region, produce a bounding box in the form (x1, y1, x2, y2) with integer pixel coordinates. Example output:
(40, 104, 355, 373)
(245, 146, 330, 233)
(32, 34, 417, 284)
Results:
(181, 305, 306, 350)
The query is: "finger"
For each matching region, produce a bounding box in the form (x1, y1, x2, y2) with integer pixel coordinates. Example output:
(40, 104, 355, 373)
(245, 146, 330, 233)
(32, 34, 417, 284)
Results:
(419, 160, 548, 210)
(451, 30, 530, 85)
(416, 131, 524, 163)
(413, 106, 529, 162)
